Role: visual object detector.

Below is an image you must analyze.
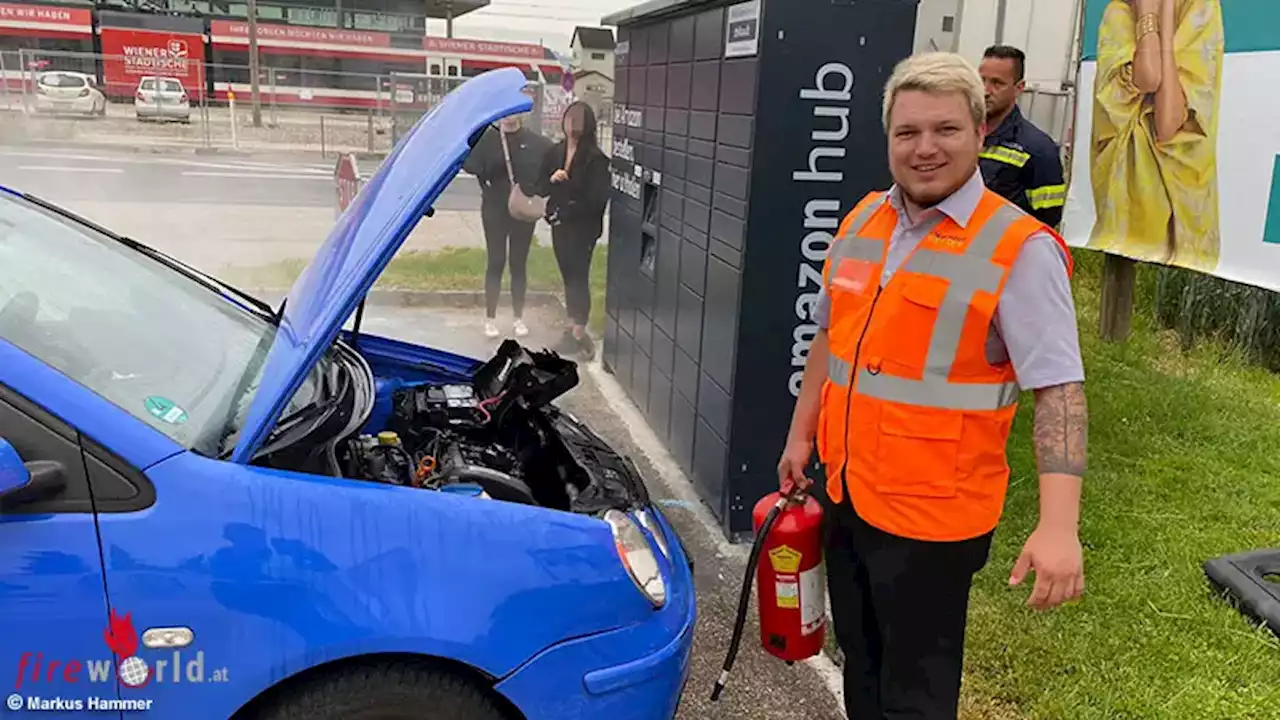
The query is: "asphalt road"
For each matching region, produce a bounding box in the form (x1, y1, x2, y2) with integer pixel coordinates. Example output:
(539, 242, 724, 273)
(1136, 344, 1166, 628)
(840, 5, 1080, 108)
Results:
(0, 144, 483, 211)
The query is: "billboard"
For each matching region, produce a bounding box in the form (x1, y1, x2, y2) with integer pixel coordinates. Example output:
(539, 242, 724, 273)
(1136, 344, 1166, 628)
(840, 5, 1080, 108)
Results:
(99, 27, 205, 99)
(0, 2, 92, 36)
(1062, 0, 1280, 291)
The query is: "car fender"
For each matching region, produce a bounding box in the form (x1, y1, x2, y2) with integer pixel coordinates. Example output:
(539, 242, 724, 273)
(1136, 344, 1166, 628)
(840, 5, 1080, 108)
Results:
(94, 451, 658, 719)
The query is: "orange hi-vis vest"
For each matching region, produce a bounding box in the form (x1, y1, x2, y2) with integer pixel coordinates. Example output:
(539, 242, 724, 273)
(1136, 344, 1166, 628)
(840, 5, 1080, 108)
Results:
(817, 188, 1073, 543)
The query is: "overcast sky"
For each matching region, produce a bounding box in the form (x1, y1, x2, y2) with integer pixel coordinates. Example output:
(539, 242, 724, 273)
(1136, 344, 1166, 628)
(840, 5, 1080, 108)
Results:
(424, 0, 639, 55)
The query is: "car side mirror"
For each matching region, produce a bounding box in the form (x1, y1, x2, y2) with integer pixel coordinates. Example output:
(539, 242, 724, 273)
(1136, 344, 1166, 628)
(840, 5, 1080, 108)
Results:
(0, 438, 32, 498)
(0, 438, 65, 508)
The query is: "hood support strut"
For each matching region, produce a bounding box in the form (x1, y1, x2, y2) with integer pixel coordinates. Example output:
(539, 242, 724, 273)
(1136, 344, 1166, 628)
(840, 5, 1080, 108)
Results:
(350, 295, 368, 349)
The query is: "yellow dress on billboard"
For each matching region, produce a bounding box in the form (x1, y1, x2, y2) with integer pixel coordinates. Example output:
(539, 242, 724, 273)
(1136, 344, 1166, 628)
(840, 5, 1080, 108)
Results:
(1087, 0, 1224, 273)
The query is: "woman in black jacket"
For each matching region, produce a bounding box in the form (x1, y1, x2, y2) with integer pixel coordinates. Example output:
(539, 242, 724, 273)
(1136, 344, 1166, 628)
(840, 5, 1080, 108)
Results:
(536, 101, 611, 358)
(462, 112, 552, 339)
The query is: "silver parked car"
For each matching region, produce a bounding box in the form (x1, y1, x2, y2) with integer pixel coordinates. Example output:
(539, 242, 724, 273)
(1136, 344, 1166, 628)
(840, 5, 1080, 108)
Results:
(134, 75, 191, 123)
(32, 71, 106, 117)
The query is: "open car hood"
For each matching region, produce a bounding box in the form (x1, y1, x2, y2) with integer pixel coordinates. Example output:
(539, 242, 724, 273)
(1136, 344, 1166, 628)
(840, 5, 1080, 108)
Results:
(228, 67, 533, 464)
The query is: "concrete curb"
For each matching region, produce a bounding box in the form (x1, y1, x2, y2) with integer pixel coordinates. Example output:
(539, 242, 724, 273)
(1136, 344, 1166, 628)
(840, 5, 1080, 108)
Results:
(242, 287, 564, 310)
(583, 358, 849, 718)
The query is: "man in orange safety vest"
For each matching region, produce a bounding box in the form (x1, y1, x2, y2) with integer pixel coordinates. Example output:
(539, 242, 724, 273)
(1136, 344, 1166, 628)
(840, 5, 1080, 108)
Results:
(777, 52, 1088, 720)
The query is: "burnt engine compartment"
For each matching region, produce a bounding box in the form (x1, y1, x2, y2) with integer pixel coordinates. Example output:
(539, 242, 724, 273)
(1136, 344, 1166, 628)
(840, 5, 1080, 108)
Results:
(337, 339, 647, 513)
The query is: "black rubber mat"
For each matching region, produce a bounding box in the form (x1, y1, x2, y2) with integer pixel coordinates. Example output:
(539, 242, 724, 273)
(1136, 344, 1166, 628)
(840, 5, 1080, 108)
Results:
(1203, 548, 1280, 637)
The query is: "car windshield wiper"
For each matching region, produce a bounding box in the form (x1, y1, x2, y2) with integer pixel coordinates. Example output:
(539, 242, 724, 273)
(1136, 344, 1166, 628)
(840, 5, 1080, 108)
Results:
(20, 192, 276, 318)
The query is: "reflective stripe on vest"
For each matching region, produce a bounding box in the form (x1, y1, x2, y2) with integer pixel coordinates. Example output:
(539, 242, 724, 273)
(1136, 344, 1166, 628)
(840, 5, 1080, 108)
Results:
(825, 203, 1024, 411)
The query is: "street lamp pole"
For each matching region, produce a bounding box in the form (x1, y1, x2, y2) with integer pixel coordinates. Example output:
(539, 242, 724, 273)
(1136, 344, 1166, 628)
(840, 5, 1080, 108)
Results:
(247, 0, 263, 127)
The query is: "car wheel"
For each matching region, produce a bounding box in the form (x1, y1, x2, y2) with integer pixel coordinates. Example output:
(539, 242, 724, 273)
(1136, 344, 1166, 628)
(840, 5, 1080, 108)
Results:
(251, 658, 511, 720)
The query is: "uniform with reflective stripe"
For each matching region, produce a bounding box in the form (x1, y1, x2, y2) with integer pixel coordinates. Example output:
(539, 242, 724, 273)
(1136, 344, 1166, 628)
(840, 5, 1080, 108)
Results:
(978, 145, 1030, 168)
(817, 188, 1073, 542)
(1026, 183, 1067, 210)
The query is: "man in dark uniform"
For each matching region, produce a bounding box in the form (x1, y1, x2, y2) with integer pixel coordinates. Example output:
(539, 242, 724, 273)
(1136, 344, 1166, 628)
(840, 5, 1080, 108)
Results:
(978, 45, 1067, 228)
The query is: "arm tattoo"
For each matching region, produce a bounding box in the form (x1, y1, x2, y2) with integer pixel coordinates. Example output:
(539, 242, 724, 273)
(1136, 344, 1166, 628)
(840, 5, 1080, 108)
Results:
(1032, 382, 1088, 477)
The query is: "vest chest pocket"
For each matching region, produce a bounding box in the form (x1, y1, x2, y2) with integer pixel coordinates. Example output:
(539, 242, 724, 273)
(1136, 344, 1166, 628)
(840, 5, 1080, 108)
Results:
(880, 273, 950, 373)
(873, 402, 963, 498)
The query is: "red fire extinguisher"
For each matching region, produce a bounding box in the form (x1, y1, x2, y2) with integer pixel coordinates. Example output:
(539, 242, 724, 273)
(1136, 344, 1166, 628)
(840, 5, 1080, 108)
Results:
(710, 484, 826, 701)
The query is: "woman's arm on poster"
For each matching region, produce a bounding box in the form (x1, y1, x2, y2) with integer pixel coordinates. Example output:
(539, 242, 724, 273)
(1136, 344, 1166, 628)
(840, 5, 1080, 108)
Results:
(1130, 0, 1164, 93)
(1153, 0, 1189, 142)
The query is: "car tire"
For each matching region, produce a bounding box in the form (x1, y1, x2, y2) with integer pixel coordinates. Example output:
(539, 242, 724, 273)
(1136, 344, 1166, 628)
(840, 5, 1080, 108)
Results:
(250, 658, 512, 720)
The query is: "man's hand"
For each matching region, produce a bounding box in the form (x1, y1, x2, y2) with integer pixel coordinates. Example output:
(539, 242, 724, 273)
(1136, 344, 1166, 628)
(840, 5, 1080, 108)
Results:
(551, 169, 569, 184)
(776, 438, 814, 496)
(1012, 381, 1088, 610)
(1009, 524, 1084, 610)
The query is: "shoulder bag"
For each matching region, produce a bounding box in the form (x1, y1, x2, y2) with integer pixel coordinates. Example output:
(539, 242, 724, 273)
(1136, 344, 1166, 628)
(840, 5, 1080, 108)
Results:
(499, 130, 547, 223)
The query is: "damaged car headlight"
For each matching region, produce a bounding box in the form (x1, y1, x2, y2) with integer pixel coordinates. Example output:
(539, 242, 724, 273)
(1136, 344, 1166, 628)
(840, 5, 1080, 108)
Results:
(634, 508, 671, 560)
(605, 509, 667, 608)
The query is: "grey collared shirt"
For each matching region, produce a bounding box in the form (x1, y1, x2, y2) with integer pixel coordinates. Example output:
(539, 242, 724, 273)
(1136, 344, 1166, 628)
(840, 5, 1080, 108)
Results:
(813, 170, 1085, 391)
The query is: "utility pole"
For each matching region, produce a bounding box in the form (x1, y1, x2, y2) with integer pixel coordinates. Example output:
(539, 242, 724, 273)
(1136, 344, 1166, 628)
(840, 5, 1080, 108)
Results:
(445, 1, 454, 38)
(247, 0, 263, 127)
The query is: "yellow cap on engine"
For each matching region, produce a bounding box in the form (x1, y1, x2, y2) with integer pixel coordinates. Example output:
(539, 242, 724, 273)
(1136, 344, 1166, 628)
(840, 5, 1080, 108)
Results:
(377, 431, 400, 446)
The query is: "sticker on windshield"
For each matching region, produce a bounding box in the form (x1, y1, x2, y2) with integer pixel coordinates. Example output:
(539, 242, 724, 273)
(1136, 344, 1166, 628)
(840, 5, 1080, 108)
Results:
(144, 396, 188, 425)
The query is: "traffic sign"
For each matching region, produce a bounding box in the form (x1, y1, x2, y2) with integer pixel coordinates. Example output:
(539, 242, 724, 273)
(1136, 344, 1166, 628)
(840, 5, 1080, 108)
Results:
(334, 152, 361, 218)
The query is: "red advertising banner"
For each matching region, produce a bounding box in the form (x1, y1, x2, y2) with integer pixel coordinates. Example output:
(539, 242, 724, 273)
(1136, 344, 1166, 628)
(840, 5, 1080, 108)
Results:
(210, 20, 389, 48)
(99, 28, 205, 98)
(423, 37, 545, 59)
(0, 2, 92, 28)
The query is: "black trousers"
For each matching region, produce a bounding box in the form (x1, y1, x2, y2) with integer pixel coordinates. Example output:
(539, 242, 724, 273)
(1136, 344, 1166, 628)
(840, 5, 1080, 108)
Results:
(823, 497, 993, 720)
(480, 200, 536, 319)
(551, 222, 599, 326)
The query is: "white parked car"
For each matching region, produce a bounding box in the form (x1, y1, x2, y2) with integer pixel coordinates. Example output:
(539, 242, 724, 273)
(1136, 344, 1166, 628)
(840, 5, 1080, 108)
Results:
(31, 71, 106, 117)
(135, 75, 191, 123)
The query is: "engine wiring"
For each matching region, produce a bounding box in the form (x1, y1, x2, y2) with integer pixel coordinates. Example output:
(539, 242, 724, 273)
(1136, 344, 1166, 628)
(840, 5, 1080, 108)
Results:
(473, 390, 506, 425)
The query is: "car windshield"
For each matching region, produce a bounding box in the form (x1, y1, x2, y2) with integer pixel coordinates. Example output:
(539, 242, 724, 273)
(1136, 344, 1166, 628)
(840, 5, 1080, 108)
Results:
(162, 80, 182, 93)
(140, 78, 155, 91)
(0, 191, 326, 458)
(40, 74, 85, 88)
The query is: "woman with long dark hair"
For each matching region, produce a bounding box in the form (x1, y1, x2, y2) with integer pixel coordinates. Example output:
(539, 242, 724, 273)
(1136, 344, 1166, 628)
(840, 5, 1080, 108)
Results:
(537, 101, 611, 358)
(463, 109, 552, 338)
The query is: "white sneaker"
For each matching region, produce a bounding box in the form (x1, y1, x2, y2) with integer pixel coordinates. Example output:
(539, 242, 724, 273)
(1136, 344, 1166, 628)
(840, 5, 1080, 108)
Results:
(513, 318, 529, 337)
(484, 320, 500, 338)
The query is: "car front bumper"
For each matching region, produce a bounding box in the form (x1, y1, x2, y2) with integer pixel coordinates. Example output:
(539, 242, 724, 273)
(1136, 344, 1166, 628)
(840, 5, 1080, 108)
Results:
(495, 505, 697, 720)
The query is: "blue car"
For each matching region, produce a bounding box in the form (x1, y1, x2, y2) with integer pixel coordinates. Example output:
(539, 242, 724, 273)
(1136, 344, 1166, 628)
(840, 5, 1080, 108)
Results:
(0, 67, 695, 720)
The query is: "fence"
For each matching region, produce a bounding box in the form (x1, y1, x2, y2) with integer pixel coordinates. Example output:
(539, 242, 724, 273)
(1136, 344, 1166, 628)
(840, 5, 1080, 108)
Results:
(0, 47, 588, 158)
(0, 48, 409, 154)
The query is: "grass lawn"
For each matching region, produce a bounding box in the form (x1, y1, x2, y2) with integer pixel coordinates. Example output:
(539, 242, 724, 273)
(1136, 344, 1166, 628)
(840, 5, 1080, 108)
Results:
(221, 238, 609, 335)
(959, 249, 1280, 719)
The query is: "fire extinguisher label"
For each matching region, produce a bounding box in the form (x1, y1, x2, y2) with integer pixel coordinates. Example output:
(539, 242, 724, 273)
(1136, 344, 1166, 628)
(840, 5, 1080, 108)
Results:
(768, 545, 802, 574)
(799, 563, 826, 635)
(775, 575, 799, 609)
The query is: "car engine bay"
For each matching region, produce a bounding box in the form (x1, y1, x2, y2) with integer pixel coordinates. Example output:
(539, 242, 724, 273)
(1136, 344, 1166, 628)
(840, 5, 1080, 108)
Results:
(333, 339, 649, 514)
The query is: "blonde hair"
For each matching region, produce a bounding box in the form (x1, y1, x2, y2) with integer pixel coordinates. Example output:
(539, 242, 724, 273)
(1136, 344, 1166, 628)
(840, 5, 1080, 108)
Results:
(881, 52, 986, 130)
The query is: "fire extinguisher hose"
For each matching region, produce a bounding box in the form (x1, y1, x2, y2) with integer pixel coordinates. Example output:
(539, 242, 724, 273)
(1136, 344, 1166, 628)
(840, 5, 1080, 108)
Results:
(709, 494, 788, 702)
